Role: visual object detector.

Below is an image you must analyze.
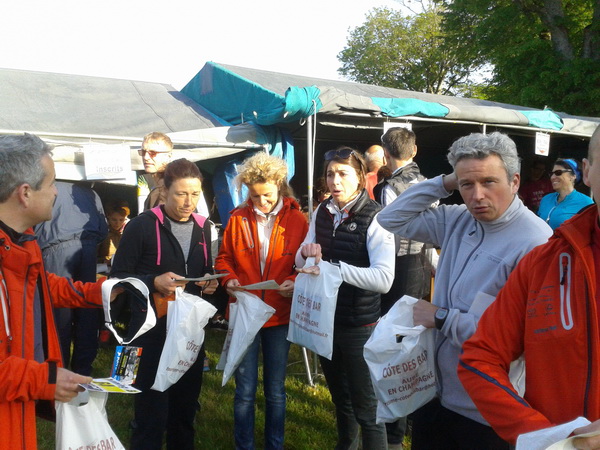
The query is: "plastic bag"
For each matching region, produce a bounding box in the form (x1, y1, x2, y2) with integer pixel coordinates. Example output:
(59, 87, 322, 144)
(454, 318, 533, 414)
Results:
(219, 290, 275, 386)
(55, 390, 125, 450)
(287, 258, 343, 360)
(151, 288, 217, 392)
(364, 295, 437, 422)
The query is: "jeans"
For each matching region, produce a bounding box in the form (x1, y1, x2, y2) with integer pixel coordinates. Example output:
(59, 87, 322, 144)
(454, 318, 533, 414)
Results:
(234, 324, 291, 450)
(319, 324, 387, 450)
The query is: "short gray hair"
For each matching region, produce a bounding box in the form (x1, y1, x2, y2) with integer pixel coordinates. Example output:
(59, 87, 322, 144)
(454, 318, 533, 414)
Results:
(0, 133, 52, 202)
(447, 132, 521, 179)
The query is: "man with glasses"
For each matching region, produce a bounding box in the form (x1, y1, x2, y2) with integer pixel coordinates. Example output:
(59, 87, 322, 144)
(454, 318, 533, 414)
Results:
(378, 132, 552, 449)
(138, 132, 173, 211)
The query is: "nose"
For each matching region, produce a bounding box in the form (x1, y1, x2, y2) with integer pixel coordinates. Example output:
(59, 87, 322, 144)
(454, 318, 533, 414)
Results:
(472, 183, 485, 200)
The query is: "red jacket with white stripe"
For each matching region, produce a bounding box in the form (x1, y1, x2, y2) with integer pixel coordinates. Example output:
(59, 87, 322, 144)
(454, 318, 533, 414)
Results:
(459, 205, 600, 444)
(0, 226, 103, 449)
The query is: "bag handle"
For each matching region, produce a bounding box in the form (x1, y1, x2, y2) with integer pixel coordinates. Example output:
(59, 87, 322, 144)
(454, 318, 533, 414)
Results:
(101, 278, 157, 345)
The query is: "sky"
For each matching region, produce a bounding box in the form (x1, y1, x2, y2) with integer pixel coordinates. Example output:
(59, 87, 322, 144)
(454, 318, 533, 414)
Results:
(2, 0, 403, 90)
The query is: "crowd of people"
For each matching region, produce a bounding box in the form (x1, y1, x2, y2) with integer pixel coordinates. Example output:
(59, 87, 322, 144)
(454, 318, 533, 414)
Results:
(2, 125, 600, 450)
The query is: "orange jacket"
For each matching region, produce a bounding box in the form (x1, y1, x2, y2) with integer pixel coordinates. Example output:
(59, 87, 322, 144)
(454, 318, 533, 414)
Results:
(459, 205, 600, 444)
(0, 227, 104, 449)
(215, 197, 308, 327)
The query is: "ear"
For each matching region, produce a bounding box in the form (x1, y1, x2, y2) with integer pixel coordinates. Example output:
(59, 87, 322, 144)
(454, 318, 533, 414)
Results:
(583, 158, 591, 187)
(511, 173, 521, 193)
(412, 145, 418, 158)
(15, 184, 31, 206)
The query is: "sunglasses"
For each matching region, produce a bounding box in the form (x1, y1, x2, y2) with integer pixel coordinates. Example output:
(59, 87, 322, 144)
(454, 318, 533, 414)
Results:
(138, 149, 170, 159)
(550, 169, 573, 177)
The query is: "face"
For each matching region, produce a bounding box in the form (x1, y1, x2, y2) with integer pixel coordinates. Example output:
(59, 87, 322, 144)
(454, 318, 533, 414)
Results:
(326, 161, 361, 208)
(164, 177, 202, 222)
(455, 154, 519, 222)
(550, 165, 575, 192)
(107, 211, 127, 232)
(27, 155, 57, 225)
(248, 182, 280, 214)
(141, 140, 171, 174)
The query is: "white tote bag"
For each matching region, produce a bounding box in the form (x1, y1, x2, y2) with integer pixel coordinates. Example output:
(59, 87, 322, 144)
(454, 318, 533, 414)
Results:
(287, 258, 343, 360)
(219, 290, 275, 386)
(151, 288, 217, 392)
(364, 295, 437, 422)
(56, 391, 124, 450)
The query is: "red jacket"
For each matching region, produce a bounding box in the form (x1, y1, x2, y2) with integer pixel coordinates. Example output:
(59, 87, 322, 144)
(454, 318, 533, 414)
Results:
(0, 227, 104, 449)
(215, 197, 308, 327)
(459, 205, 600, 444)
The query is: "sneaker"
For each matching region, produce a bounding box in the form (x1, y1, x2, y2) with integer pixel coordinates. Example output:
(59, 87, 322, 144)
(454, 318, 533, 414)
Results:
(209, 315, 229, 331)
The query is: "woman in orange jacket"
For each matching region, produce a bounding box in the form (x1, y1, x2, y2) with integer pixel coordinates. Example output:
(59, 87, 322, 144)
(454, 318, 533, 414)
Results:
(215, 152, 308, 450)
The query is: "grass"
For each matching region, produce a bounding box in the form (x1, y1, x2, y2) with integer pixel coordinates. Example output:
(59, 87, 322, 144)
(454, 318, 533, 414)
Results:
(37, 328, 339, 449)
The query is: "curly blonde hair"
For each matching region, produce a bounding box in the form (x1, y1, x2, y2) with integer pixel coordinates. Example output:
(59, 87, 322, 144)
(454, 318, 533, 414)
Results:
(236, 152, 294, 198)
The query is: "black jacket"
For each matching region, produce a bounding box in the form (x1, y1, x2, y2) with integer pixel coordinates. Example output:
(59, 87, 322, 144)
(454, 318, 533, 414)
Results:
(315, 190, 381, 327)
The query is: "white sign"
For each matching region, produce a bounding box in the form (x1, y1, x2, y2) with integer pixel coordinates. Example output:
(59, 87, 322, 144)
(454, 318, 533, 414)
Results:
(383, 122, 412, 134)
(83, 144, 132, 180)
(535, 132, 550, 156)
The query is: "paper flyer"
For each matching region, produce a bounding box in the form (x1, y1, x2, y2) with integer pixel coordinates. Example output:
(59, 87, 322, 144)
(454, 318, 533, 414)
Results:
(81, 378, 140, 394)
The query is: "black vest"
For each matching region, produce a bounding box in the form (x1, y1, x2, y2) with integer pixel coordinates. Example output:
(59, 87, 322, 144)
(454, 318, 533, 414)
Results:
(315, 190, 382, 327)
(373, 161, 425, 205)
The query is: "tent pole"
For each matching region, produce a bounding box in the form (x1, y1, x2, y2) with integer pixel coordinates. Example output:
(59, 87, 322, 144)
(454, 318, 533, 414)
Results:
(301, 114, 316, 387)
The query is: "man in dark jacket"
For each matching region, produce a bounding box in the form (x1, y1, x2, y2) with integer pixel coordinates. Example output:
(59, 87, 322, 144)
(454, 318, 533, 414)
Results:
(35, 181, 108, 375)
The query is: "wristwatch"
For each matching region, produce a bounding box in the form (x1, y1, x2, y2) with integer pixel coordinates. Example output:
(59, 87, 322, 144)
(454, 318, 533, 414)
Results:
(434, 307, 449, 330)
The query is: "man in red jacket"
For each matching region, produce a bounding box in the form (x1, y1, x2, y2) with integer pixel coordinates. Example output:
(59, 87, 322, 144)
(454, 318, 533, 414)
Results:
(459, 124, 600, 448)
(0, 133, 109, 449)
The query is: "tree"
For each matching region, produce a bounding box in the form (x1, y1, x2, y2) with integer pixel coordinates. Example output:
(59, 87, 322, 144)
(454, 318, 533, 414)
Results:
(440, 0, 600, 115)
(337, 6, 482, 95)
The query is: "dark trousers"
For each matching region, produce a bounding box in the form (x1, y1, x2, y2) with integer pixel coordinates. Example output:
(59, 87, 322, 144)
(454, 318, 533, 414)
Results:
(319, 324, 387, 450)
(42, 240, 100, 375)
(410, 398, 510, 450)
(130, 321, 205, 450)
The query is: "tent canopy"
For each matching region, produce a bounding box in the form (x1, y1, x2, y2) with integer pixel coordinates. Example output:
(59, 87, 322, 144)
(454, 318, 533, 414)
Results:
(0, 68, 274, 181)
(182, 62, 600, 138)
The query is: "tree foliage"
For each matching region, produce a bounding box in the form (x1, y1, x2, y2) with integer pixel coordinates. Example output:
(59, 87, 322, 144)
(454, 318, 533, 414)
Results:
(440, 0, 600, 115)
(337, 6, 482, 95)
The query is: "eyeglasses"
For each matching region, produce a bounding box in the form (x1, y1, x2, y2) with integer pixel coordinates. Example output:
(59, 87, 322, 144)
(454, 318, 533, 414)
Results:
(550, 169, 573, 177)
(138, 149, 170, 159)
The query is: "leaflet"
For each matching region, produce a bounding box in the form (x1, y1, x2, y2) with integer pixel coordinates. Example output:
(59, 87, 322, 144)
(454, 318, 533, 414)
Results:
(240, 280, 280, 290)
(177, 273, 229, 282)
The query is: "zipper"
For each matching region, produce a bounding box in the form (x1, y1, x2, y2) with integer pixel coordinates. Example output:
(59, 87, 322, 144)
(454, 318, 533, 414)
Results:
(0, 271, 12, 353)
(241, 217, 255, 250)
(559, 253, 574, 330)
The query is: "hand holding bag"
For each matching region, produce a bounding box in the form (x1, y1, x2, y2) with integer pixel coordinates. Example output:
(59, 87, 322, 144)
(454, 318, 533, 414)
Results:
(151, 288, 217, 392)
(287, 258, 343, 360)
(219, 290, 275, 386)
(55, 390, 124, 450)
(363, 295, 437, 422)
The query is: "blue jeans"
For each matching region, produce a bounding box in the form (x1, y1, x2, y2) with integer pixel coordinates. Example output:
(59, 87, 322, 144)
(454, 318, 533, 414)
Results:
(234, 324, 291, 450)
(319, 324, 387, 450)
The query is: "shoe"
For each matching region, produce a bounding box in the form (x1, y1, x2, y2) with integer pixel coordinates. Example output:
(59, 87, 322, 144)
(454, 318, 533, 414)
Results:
(209, 315, 229, 331)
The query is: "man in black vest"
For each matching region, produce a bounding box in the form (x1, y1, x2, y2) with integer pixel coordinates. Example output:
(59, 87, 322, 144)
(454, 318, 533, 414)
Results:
(374, 127, 433, 449)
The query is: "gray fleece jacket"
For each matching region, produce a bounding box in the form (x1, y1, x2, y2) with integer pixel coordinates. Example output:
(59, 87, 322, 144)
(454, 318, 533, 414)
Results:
(377, 175, 552, 424)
